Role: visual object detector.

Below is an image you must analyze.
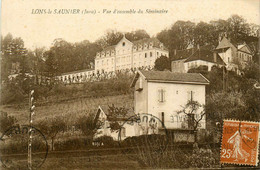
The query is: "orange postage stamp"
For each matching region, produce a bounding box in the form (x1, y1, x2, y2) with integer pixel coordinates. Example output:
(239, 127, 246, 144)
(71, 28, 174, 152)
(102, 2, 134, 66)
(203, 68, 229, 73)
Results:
(220, 120, 260, 166)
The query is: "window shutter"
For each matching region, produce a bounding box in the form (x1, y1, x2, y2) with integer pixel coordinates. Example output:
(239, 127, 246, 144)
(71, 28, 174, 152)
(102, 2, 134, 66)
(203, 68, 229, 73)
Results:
(139, 78, 143, 89)
(163, 89, 166, 102)
(187, 91, 191, 101)
(158, 89, 161, 102)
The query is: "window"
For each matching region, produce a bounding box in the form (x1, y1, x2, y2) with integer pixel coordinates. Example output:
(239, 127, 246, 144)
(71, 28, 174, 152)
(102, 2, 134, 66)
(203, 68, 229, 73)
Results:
(157, 52, 159, 56)
(145, 53, 147, 58)
(122, 42, 125, 46)
(158, 89, 165, 102)
(150, 52, 153, 57)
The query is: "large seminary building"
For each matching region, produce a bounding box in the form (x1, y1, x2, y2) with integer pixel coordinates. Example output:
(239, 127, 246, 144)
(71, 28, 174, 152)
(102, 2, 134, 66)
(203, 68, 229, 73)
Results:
(95, 36, 169, 73)
(57, 36, 169, 83)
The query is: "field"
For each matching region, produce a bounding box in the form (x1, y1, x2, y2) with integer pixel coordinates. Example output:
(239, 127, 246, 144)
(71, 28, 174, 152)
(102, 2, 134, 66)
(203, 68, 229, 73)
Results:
(0, 94, 133, 125)
(0, 92, 138, 169)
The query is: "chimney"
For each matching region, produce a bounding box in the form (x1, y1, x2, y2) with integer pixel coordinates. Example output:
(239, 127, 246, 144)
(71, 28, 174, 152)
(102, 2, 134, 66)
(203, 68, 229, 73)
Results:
(213, 52, 217, 63)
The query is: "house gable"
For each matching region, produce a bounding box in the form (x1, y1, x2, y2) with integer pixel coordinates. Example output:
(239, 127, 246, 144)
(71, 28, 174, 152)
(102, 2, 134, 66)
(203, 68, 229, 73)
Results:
(238, 44, 253, 55)
(216, 37, 236, 50)
(115, 36, 133, 52)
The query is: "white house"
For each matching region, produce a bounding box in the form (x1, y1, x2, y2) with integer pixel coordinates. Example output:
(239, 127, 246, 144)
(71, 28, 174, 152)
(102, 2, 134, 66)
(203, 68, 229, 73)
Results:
(130, 70, 209, 132)
(95, 36, 169, 74)
(215, 36, 253, 71)
(94, 105, 137, 141)
(171, 47, 225, 73)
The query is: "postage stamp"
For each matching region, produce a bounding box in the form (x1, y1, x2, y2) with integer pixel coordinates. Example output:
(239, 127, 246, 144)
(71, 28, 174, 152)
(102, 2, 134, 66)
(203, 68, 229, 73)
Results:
(220, 120, 260, 166)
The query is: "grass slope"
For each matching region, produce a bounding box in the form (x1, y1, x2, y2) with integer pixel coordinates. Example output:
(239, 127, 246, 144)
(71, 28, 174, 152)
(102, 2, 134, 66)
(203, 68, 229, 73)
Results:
(0, 94, 133, 125)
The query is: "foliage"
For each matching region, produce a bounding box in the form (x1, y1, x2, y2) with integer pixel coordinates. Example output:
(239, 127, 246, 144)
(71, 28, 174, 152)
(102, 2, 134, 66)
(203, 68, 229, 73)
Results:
(0, 111, 17, 134)
(94, 135, 117, 147)
(54, 137, 93, 151)
(157, 15, 258, 57)
(1, 34, 30, 82)
(76, 114, 102, 140)
(37, 116, 66, 151)
(96, 29, 150, 49)
(154, 55, 171, 71)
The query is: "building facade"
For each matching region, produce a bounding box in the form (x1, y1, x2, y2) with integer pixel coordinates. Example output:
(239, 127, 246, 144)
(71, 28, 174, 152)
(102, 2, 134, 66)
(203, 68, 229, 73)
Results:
(94, 106, 136, 141)
(57, 69, 95, 83)
(171, 47, 225, 73)
(215, 37, 253, 70)
(130, 70, 209, 130)
(58, 36, 169, 83)
(95, 36, 169, 74)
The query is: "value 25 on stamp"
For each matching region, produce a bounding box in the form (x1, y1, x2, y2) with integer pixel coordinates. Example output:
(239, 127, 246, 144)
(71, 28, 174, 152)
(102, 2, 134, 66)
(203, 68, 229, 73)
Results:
(220, 120, 259, 166)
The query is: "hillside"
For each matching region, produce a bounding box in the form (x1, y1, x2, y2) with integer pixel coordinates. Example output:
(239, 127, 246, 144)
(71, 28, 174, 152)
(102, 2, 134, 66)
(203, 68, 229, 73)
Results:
(0, 94, 133, 125)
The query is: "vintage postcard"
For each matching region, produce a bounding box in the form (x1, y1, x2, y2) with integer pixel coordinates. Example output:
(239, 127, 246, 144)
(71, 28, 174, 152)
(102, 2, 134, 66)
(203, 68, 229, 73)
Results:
(0, 0, 259, 169)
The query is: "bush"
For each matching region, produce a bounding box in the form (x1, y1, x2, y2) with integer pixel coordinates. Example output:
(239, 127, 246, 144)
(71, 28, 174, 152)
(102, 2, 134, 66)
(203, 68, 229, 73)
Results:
(94, 136, 117, 147)
(54, 137, 92, 151)
(0, 84, 26, 104)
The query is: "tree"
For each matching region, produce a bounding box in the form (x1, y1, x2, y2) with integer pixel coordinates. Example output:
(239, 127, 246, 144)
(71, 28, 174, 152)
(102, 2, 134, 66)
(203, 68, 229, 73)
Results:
(157, 20, 195, 52)
(154, 55, 171, 71)
(76, 114, 103, 141)
(0, 111, 17, 134)
(96, 30, 123, 49)
(227, 14, 250, 41)
(1, 34, 29, 82)
(125, 29, 150, 41)
(37, 116, 66, 151)
(177, 100, 205, 143)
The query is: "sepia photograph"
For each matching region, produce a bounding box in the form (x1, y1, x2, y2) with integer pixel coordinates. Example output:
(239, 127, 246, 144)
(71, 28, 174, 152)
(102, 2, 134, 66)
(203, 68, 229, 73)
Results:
(0, 0, 259, 169)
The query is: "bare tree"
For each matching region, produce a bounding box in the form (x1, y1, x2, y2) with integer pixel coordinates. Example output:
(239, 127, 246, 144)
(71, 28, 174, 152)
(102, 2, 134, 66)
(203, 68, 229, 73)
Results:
(177, 100, 205, 143)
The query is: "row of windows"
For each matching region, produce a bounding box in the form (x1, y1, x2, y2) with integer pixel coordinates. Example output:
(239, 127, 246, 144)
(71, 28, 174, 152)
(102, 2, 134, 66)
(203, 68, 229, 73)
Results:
(187, 61, 199, 68)
(157, 89, 195, 103)
(97, 51, 167, 63)
(238, 52, 252, 61)
(97, 53, 162, 68)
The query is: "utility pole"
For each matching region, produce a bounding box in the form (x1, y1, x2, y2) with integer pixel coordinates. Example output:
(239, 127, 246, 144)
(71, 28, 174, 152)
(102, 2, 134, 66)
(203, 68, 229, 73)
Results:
(28, 90, 35, 170)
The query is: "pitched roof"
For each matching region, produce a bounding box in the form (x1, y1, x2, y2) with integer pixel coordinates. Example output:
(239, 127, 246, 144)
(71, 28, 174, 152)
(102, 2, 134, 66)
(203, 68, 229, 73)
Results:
(172, 45, 215, 61)
(131, 70, 209, 87)
(103, 45, 116, 52)
(96, 105, 135, 121)
(184, 49, 226, 65)
(216, 37, 235, 49)
(172, 48, 194, 60)
(99, 37, 167, 54)
(132, 38, 162, 48)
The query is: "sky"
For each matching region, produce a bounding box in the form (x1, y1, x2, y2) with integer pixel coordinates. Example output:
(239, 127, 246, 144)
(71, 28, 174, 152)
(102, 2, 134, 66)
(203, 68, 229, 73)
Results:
(1, 0, 259, 50)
